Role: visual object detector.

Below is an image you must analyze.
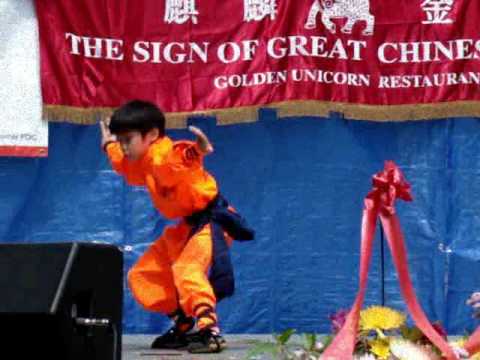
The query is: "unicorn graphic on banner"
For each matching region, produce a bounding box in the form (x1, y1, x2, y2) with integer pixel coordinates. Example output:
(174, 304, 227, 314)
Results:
(305, 0, 375, 36)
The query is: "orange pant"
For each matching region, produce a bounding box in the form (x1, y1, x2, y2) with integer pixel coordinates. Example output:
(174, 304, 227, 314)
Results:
(127, 220, 232, 329)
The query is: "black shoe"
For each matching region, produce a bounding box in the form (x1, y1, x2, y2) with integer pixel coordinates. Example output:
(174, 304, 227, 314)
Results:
(151, 318, 195, 349)
(187, 328, 227, 353)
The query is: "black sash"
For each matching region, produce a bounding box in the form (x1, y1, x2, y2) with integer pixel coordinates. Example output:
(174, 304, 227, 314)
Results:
(185, 194, 254, 300)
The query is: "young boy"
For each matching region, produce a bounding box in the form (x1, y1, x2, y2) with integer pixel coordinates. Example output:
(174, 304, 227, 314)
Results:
(100, 100, 254, 353)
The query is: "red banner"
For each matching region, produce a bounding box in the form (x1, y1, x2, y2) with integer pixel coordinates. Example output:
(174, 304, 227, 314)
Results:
(35, 1, 480, 125)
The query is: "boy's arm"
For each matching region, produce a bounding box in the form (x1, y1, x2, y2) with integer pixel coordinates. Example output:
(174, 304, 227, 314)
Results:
(175, 126, 213, 167)
(151, 126, 213, 186)
(100, 118, 117, 151)
(188, 126, 213, 155)
(100, 119, 145, 186)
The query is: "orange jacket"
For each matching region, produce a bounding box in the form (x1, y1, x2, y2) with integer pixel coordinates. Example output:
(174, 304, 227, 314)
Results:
(105, 136, 218, 219)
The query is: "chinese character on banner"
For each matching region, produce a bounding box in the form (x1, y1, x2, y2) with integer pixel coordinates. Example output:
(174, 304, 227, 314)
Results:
(164, 0, 199, 24)
(421, 0, 454, 24)
(243, 0, 277, 22)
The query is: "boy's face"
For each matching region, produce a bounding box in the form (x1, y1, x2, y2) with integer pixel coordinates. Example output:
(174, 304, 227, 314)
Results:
(116, 129, 158, 161)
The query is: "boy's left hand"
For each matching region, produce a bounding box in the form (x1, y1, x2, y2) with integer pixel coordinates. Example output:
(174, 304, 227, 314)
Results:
(188, 126, 213, 154)
(100, 117, 117, 150)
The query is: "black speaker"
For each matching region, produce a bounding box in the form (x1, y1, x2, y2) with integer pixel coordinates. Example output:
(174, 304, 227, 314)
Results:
(0, 242, 123, 360)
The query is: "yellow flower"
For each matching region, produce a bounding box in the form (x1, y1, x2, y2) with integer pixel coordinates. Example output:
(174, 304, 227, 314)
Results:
(359, 306, 406, 331)
(369, 338, 390, 359)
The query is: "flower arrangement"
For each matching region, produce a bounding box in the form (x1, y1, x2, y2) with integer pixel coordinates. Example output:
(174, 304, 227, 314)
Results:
(327, 305, 449, 360)
(247, 306, 470, 360)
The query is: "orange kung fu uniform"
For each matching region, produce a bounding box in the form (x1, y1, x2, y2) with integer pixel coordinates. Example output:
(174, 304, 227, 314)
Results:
(106, 136, 228, 330)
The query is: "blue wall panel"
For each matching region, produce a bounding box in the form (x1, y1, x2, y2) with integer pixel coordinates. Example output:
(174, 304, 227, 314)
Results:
(0, 112, 479, 335)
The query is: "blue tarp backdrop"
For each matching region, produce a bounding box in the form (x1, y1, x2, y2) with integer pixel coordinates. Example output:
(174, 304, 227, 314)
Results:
(0, 111, 479, 335)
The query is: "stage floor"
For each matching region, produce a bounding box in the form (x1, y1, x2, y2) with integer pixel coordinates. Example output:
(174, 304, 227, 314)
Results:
(123, 334, 272, 359)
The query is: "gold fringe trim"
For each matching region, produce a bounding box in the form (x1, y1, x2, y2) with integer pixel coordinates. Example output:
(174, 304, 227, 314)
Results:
(43, 100, 480, 128)
(42, 104, 261, 128)
(43, 105, 115, 125)
(272, 100, 480, 121)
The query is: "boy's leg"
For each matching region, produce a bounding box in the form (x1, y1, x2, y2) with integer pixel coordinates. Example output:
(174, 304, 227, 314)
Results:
(172, 223, 217, 329)
(127, 223, 194, 349)
(127, 228, 178, 313)
(172, 223, 227, 353)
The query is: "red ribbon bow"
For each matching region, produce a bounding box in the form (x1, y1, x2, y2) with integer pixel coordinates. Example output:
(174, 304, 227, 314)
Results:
(365, 160, 413, 215)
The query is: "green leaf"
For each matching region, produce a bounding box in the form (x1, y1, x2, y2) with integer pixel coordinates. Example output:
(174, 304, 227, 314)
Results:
(276, 329, 296, 345)
(245, 342, 279, 359)
(322, 335, 334, 347)
(400, 325, 423, 342)
(303, 333, 317, 351)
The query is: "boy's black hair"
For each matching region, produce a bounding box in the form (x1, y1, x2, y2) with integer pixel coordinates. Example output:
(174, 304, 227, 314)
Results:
(109, 100, 165, 136)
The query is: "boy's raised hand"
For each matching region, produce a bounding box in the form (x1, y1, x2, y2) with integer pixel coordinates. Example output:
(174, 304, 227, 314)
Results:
(100, 117, 117, 149)
(188, 126, 213, 154)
